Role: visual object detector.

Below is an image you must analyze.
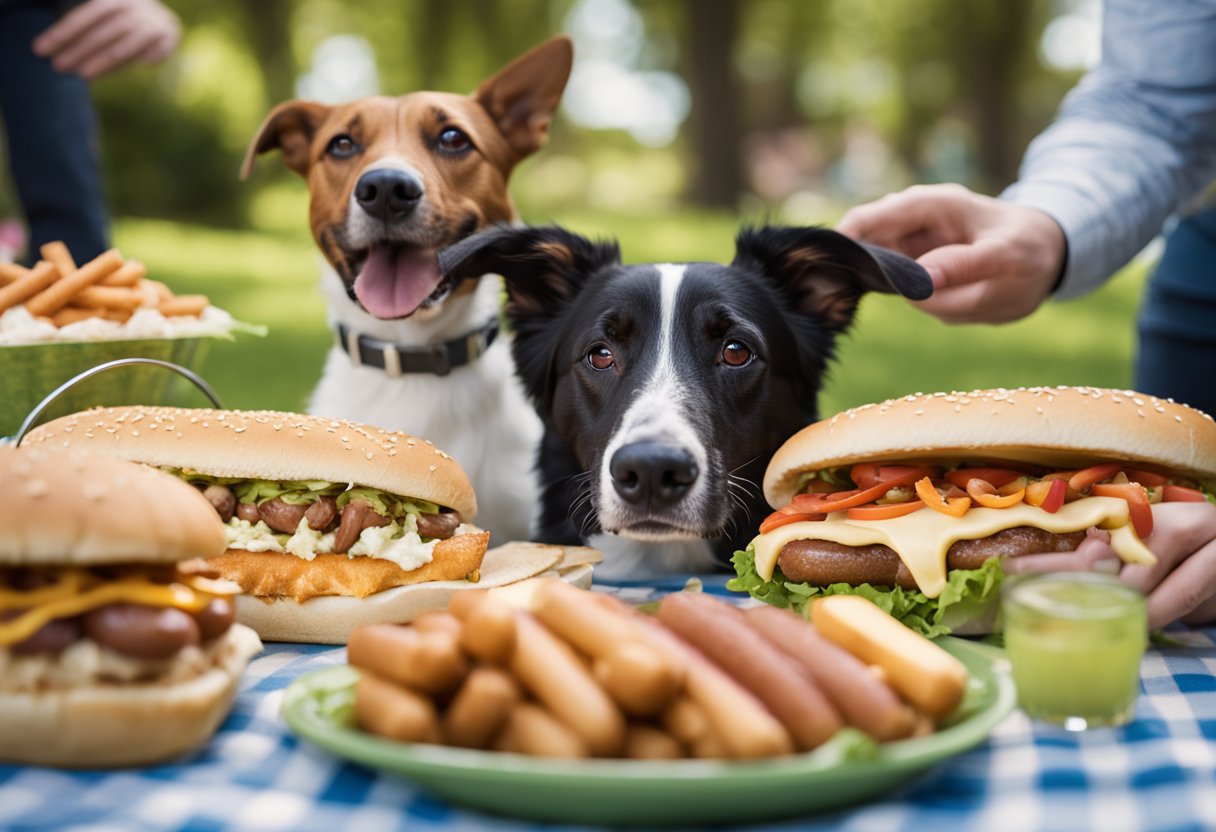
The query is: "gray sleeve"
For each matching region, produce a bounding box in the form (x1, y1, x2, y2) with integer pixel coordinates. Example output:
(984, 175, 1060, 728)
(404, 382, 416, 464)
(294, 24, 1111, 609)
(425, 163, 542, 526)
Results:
(1000, 0, 1216, 300)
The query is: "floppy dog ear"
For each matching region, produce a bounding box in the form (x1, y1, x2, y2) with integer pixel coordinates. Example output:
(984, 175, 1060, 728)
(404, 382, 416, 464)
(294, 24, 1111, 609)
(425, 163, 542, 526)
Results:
(440, 225, 620, 408)
(240, 100, 332, 180)
(475, 36, 574, 161)
(733, 226, 932, 332)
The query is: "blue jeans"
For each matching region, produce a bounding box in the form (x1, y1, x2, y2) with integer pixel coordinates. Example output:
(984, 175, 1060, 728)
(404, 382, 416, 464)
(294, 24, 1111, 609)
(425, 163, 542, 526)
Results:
(1136, 205, 1216, 417)
(0, 1, 108, 264)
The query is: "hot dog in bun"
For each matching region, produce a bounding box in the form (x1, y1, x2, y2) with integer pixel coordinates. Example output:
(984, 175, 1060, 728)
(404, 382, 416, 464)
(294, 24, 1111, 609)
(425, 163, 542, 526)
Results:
(0, 446, 261, 767)
(730, 387, 1216, 635)
(24, 407, 493, 643)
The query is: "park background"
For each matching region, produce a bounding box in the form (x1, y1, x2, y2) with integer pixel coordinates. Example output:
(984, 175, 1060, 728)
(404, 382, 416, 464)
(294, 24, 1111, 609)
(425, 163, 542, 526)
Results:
(0, 0, 1139, 417)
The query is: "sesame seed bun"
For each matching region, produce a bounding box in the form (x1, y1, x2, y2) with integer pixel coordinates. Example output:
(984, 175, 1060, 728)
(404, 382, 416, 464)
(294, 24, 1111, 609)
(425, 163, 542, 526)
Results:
(765, 386, 1216, 508)
(0, 446, 227, 566)
(23, 406, 476, 520)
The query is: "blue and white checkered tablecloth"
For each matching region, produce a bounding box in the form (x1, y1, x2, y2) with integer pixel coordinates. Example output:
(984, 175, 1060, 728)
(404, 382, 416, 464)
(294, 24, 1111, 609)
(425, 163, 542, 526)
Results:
(3, 578, 1215, 832)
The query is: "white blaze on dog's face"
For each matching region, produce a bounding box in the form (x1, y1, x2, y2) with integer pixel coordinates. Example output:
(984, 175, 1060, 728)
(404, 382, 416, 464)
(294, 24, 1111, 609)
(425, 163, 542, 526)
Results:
(240, 37, 572, 321)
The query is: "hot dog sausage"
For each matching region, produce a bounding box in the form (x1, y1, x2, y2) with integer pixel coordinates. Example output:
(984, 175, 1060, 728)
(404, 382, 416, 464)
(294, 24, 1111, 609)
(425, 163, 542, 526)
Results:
(442, 667, 520, 749)
(355, 672, 442, 744)
(347, 624, 467, 696)
(83, 603, 201, 659)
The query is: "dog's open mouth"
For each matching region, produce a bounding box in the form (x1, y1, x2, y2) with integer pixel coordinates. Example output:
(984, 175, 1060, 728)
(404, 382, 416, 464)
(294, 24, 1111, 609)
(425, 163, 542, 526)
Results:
(352, 243, 446, 319)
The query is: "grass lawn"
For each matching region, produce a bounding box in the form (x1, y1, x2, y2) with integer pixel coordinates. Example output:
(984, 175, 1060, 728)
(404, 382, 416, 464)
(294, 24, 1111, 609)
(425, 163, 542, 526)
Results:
(112, 207, 1147, 419)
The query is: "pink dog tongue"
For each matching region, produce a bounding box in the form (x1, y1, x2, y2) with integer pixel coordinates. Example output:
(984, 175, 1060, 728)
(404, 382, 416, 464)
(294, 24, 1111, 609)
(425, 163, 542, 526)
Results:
(353, 244, 442, 319)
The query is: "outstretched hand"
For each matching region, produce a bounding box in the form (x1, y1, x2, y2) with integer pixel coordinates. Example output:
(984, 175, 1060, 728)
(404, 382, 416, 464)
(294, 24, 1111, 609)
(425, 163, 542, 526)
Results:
(33, 0, 180, 80)
(1004, 501, 1216, 629)
(837, 184, 1067, 324)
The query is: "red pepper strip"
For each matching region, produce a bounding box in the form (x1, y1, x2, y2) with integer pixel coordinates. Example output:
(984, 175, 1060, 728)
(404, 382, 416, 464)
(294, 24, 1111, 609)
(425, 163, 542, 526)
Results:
(1092, 483, 1154, 538)
(851, 464, 938, 490)
(846, 500, 926, 521)
(915, 477, 971, 517)
(759, 510, 823, 534)
(1025, 478, 1068, 513)
(964, 478, 1027, 509)
(945, 467, 1025, 490)
(1069, 463, 1123, 493)
(1162, 484, 1207, 503)
(1125, 468, 1169, 488)
(791, 469, 928, 514)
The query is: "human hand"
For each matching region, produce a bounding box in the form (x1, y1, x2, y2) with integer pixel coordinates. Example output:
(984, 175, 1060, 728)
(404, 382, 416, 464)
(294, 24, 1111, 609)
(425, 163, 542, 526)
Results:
(837, 184, 1066, 324)
(1004, 502, 1216, 629)
(32, 0, 180, 80)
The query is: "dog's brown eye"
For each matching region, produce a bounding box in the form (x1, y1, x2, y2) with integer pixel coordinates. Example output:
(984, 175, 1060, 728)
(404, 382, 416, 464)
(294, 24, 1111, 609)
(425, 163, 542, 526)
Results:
(587, 346, 615, 371)
(721, 340, 753, 367)
(437, 127, 471, 153)
(327, 134, 359, 159)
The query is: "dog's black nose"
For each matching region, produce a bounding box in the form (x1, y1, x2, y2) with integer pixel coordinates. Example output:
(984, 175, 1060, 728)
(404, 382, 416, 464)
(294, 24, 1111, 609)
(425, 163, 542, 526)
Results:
(355, 169, 424, 221)
(610, 442, 699, 510)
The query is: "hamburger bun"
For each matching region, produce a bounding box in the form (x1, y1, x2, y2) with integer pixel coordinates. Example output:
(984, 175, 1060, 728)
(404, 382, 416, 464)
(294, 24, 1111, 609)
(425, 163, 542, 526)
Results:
(0, 447, 261, 768)
(766, 386, 1216, 507)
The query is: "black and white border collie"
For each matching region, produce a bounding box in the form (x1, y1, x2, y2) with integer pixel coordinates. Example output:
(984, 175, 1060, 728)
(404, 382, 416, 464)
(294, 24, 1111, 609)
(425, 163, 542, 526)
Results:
(440, 224, 931, 579)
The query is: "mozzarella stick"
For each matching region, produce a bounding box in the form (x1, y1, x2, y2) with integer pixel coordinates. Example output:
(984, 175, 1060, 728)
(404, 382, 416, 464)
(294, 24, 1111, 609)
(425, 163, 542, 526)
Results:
(594, 642, 683, 717)
(25, 248, 123, 316)
(0, 262, 28, 286)
(534, 581, 644, 658)
(99, 259, 146, 287)
(347, 624, 467, 696)
(0, 261, 59, 313)
(745, 606, 916, 742)
(442, 667, 520, 749)
(624, 725, 683, 760)
(39, 241, 76, 276)
(509, 612, 626, 756)
(810, 595, 968, 718)
(355, 672, 442, 744)
(459, 596, 517, 664)
(158, 294, 208, 318)
(660, 697, 711, 745)
(658, 593, 842, 752)
(72, 286, 143, 311)
(633, 614, 793, 759)
(493, 703, 589, 759)
(412, 610, 464, 639)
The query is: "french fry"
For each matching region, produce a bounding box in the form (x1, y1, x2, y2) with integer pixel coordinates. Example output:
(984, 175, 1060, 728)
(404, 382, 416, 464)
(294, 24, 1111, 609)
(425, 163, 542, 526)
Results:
(150, 280, 173, 302)
(39, 241, 76, 276)
(25, 248, 123, 317)
(159, 294, 208, 318)
(52, 306, 133, 327)
(0, 261, 59, 314)
(73, 286, 144, 311)
(0, 262, 28, 287)
(99, 259, 146, 287)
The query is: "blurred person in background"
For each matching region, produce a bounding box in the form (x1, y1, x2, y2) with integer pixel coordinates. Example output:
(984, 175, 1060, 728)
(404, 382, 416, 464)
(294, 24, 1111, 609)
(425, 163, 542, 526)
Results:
(0, 0, 180, 263)
(838, 0, 1216, 419)
(840, 0, 1216, 629)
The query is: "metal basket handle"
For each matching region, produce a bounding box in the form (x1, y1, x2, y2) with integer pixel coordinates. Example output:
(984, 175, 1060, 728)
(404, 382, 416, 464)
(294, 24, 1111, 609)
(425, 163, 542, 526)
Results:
(13, 358, 222, 447)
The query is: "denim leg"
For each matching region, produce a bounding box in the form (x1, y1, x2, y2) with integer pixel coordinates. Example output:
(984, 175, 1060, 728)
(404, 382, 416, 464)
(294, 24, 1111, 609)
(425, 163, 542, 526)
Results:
(1135, 206, 1216, 417)
(0, 2, 109, 264)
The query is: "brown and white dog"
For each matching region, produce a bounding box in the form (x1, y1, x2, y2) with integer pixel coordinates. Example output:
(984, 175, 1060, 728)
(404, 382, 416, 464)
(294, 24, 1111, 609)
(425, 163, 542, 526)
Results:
(240, 37, 573, 542)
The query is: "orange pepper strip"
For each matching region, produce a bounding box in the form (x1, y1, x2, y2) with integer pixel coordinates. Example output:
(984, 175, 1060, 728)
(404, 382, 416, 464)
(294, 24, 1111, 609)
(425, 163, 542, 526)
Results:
(759, 510, 823, 534)
(1069, 463, 1122, 493)
(965, 478, 1026, 509)
(915, 477, 971, 517)
(846, 500, 926, 521)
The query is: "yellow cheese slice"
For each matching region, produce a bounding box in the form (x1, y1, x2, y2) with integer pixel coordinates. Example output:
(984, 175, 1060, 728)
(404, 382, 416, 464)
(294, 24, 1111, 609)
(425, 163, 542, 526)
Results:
(753, 496, 1156, 598)
(0, 570, 99, 609)
(0, 580, 223, 647)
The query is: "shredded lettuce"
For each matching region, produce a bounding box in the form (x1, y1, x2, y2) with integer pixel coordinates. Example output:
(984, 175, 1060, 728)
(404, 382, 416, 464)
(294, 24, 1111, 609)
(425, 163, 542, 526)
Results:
(727, 544, 1005, 638)
(335, 487, 440, 518)
(233, 479, 342, 505)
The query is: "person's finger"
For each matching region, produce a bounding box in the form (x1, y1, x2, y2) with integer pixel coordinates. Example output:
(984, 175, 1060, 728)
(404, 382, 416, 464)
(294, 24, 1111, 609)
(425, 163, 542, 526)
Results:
(1001, 537, 1117, 575)
(1144, 539, 1216, 629)
(78, 28, 160, 79)
(838, 186, 977, 249)
(45, 13, 135, 74)
(1121, 503, 1216, 595)
(32, 0, 121, 57)
(136, 28, 178, 65)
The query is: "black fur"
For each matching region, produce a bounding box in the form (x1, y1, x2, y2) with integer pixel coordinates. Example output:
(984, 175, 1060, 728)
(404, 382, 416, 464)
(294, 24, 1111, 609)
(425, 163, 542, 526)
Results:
(441, 224, 931, 569)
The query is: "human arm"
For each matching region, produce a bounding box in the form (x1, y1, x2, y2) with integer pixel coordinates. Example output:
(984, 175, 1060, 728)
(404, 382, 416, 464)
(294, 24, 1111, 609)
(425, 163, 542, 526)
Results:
(1004, 501, 1216, 629)
(32, 0, 180, 80)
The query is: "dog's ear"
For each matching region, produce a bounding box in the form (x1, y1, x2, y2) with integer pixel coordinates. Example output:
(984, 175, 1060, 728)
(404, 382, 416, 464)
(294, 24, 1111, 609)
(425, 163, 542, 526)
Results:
(240, 100, 332, 180)
(474, 36, 573, 161)
(732, 226, 932, 332)
(440, 224, 619, 409)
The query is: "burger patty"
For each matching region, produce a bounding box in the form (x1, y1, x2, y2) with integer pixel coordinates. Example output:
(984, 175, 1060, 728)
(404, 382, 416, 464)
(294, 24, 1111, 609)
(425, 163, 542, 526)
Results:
(776, 526, 1088, 591)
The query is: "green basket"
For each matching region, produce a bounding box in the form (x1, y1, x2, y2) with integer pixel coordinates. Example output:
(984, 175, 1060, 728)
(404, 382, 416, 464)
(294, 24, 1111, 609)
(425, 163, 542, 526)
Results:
(0, 338, 217, 439)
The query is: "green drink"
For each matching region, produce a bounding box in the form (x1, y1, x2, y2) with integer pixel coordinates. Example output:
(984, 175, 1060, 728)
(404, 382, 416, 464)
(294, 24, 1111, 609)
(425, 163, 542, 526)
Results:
(1002, 572, 1147, 730)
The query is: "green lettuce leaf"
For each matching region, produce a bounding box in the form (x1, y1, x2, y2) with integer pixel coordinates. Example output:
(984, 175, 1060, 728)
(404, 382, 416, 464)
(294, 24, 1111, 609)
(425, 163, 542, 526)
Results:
(727, 544, 1006, 638)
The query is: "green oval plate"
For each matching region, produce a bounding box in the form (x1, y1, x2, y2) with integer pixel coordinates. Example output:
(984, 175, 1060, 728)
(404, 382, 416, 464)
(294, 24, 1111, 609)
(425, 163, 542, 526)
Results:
(281, 638, 1014, 826)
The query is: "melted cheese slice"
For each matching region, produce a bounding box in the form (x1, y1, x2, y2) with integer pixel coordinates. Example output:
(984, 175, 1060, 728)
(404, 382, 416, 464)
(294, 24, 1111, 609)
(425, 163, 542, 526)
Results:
(0, 573, 231, 648)
(753, 496, 1156, 599)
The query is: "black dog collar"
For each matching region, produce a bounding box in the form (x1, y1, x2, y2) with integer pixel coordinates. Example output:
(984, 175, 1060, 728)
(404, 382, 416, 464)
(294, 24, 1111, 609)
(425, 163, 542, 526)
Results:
(334, 318, 499, 377)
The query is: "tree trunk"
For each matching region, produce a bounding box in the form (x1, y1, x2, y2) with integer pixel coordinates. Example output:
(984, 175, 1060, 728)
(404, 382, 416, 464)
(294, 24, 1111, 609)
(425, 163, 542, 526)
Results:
(242, 0, 295, 106)
(683, 0, 743, 209)
(414, 0, 455, 89)
(963, 3, 1033, 188)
